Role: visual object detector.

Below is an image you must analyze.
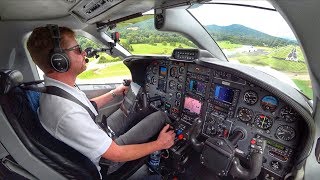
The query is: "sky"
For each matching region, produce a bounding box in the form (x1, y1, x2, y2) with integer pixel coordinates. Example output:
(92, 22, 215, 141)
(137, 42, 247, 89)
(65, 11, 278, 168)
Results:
(188, 1, 296, 40)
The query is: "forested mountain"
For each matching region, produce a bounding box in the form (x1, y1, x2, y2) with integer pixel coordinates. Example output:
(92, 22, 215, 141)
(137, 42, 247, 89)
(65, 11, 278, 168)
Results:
(115, 16, 296, 47)
(206, 24, 296, 46)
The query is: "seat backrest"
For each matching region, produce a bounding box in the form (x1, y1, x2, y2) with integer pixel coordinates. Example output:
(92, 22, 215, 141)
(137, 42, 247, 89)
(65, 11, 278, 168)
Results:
(0, 70, 100, 180)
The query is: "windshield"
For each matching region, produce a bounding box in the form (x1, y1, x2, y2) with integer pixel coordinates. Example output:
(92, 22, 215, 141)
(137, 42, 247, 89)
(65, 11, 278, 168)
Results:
(189, 1, 313, 99)
(112, 14, 197, 55)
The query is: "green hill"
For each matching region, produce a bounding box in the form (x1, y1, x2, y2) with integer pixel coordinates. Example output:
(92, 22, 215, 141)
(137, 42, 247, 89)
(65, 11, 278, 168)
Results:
(115, 17, 296, 48)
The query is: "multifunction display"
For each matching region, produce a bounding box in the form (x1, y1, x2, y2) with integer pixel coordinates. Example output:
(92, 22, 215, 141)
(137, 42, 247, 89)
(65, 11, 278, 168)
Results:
(183, 96, 202, 115)
(189, 79, 206, 95)
(214, 85, 234, 104)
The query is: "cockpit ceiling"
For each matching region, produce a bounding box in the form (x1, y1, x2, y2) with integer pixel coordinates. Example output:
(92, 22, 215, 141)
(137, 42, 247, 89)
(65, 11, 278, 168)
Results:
(0, 0, 77, 21)
(0, 0, 196, 23)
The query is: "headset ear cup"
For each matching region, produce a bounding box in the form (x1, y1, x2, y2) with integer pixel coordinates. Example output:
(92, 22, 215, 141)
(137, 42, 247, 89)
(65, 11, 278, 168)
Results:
(50, 51, 70, 72)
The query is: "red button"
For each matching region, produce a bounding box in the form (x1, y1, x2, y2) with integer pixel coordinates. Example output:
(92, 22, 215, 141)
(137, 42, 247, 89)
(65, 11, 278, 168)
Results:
(223, 129, 229, 138)
(251, 139, 256, 145)
(178, 134, 184, 140)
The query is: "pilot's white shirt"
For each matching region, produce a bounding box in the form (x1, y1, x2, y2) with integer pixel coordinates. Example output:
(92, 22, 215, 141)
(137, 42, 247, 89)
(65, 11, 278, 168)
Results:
(38, 75, 112, 173)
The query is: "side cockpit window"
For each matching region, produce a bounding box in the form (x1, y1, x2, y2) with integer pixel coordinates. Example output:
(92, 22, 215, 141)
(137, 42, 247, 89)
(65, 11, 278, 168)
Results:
(32, 35, 131, 84)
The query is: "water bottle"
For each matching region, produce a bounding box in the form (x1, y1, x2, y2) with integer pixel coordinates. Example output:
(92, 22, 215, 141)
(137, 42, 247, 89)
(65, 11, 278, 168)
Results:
(148, 150, 161, 172)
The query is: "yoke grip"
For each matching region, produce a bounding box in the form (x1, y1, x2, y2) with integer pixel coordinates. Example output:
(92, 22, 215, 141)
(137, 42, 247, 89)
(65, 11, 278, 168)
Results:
(230, 140, 266, 179)
(190, 118, 204, 152)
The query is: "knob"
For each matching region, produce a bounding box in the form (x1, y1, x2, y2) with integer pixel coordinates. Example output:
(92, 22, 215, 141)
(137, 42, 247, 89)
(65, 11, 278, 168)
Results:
(175, 100, 180, 107)
(176, 92, 182, 99)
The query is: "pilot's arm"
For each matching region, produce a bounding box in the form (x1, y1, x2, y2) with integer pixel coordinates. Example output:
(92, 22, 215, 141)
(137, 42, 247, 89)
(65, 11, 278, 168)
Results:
(90, 84, 128, 109)
(102, 124, 175, 162)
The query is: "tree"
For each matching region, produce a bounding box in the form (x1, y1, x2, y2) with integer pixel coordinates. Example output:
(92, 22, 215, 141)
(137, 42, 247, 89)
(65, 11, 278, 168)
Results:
(98, 56, 108, 64)
(170, 42, 176, 46)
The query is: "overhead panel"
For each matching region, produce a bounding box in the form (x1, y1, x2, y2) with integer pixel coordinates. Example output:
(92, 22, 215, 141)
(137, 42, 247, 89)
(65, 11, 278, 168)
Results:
(70, 0, 123, 23)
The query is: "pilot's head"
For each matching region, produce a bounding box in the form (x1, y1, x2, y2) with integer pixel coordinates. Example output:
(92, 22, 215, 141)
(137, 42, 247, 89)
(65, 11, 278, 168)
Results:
(27, 25, 87, 76)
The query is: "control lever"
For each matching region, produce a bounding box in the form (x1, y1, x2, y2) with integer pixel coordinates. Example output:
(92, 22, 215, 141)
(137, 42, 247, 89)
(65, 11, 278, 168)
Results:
(122, 79, 131, 86)
(230, 138, 266, 179)
(120, 79, 131, 96)
(200, 130, 266, 179)
(189, 118, 204, 152)
(229, 130, 244, 146)
(142, 92, 148, 108)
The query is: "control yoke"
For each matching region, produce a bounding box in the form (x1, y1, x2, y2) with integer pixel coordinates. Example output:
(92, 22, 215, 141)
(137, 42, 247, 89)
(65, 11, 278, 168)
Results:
(189, 119, 266, 179)
(189, 118, 205, 152)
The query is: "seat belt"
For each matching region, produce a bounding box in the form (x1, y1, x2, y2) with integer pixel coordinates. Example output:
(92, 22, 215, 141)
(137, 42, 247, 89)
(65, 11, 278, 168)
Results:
(45, 86, 96, 121)
(43, 86, 117, 138)
(20, 83, 117, 138)
(21, 84, 96, 121)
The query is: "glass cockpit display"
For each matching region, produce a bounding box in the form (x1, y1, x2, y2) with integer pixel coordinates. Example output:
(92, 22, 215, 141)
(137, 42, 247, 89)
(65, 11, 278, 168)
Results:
(189, 79, 206, 95)
(183, 96, 202, 115)
(158, 66, 167, 92)
(159, 66, 167, 76)
(214, 85, 234, 104)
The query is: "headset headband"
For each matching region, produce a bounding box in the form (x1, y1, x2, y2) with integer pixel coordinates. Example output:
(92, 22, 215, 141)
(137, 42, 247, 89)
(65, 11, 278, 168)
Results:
(47, 24, 62, 50)
(46, 24, 70, 72)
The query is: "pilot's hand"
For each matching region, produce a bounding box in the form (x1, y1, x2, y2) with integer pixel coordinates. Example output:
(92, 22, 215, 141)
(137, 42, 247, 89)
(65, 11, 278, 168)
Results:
(113, 84, 129, 96)
(156, 124, 175, 149)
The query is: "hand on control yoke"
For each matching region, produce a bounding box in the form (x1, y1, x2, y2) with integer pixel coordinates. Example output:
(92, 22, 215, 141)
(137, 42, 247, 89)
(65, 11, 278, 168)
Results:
(113, 84, 129, 96)
(156, 124, 176, 150)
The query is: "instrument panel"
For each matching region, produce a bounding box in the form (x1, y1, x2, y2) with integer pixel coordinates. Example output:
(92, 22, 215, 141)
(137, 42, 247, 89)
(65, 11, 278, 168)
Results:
(144, 59, 304, 179)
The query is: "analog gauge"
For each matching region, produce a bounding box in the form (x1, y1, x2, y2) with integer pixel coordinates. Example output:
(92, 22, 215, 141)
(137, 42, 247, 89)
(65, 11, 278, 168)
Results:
(146, 74, 152, 83)
(280, 106, 299, 123)
(255, 114, 273, 130)
(152, 66, 157, 74)
(169, 80, 176, 90)
(170, 67, 177, 77)
(178, 75, 184, 82)
(275, 125, 296, 141)
(177, 83, 182, 90)
(243, 90, 258, 105)
(151, 76, 156, 84)
(179, 66, 185, 74)
(237, 107, 254, 122)
(261, 95, 278, 112)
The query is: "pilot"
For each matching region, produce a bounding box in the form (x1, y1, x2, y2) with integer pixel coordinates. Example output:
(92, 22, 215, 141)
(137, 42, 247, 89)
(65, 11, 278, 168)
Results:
(26, 25, 175, 177)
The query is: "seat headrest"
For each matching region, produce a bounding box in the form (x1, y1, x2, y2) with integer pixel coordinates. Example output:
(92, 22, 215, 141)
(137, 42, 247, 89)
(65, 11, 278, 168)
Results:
(0, 69, 23, 95)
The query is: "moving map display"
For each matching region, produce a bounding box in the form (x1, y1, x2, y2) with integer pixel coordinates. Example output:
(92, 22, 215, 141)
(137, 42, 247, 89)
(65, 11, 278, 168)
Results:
(184, 96, 202, 114)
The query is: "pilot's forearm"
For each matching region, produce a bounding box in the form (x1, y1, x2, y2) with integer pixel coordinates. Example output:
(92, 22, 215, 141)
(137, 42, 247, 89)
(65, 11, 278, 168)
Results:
(90, 91, 114, 109)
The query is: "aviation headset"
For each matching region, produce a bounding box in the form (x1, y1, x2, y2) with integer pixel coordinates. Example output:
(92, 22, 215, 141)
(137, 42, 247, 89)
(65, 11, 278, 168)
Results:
(47, 24, 70, 72)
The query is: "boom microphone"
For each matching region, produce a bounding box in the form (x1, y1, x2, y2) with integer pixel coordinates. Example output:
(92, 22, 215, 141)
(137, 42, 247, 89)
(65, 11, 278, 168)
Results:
(85, 47, 109, 59)
(84, 47, 97, 58)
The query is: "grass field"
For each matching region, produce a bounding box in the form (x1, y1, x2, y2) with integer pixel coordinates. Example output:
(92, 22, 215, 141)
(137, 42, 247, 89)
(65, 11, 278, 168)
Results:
(218, 41, 242, 49)
(230, 55, 307, 73)
(292, 79, 313, 99)
(78, 63, 130, 79)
